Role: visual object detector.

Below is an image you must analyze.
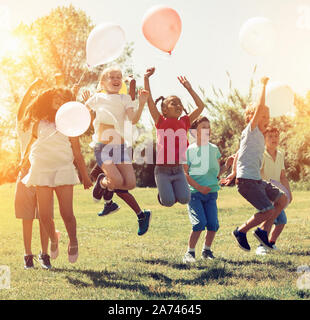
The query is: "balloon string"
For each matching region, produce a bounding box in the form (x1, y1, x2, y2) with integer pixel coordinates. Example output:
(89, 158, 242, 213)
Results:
(77, 69, 87, 86)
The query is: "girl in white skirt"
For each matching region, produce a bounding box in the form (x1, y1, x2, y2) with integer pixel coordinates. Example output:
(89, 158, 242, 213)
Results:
(21, 87, 92, 263)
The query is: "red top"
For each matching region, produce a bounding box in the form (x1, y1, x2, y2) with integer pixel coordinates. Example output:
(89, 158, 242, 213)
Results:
(155, 115, 190, 165)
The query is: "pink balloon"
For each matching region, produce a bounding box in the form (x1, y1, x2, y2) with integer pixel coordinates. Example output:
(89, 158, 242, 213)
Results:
(142, 6, 182, 54)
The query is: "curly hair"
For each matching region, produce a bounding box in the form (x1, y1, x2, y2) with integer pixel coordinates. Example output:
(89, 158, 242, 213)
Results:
(22, 87, 74, 131)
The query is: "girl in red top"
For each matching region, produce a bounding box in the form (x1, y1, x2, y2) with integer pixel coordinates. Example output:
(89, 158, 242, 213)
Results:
(144, 67, 205, 206)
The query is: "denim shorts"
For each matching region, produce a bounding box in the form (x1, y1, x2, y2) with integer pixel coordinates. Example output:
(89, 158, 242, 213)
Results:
(237, 178, 284, 213)
(187, 192, 219, 232)
(94, 143, 131, 166)
(274, 210, 287, 225)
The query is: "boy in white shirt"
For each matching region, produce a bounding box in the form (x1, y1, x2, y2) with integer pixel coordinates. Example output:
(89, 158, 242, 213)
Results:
(256, 126, 292, 255)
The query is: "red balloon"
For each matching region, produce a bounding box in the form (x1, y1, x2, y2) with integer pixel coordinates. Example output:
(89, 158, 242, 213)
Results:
(142, 6, 182, 54)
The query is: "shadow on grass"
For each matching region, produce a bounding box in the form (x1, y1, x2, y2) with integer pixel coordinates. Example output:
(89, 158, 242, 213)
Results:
(219, 257, 296, 272)
(51, 268, 186, 299)
(144, 259, 233, 286)
(220, 292, 277, 300)
(286, 250, 310, 256)
(147, 265, 233, 286)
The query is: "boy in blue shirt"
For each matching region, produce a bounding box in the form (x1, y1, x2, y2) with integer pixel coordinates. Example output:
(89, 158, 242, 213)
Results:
(183, 116, 222, 263)
(225, 77, 288, 251)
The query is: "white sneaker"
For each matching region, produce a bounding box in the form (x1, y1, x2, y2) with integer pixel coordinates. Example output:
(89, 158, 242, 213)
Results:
(183, 252, 196, 263)
(256, 245, 268, 256)
(271, 244, 279, 251)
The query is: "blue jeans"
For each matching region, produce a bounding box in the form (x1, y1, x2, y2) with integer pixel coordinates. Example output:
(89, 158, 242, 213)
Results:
(237, 178, 284, 213)
(155, 165, 191, 207)
(187, 192, 219, 232)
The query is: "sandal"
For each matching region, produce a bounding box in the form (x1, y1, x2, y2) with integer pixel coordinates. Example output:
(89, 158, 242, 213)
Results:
(50, 230, 60, 260)
(68, 243, 78, 263)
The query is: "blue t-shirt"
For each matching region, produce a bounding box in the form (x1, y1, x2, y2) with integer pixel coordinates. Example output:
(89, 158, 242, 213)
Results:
(237, 123, 265, 180)
(186, 142, 221, 193)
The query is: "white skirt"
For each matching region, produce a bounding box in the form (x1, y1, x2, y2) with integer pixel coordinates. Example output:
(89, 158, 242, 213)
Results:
(22, 164, 80, 188)
(22, 121, 81, 187)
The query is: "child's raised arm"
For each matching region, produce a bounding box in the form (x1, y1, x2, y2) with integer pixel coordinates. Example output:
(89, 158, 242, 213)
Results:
(144, 67, 161, 124)
(250, 77, 269, 130)
(70, 137, 92, 190)
(177, 76, 205, 124)
(126, 89, 149, 125)
(17, 78, 43, 122)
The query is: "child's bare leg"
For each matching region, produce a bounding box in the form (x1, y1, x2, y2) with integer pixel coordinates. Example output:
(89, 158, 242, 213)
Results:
(188, 230, 202, 249)
(39, 220, 49, 255)
(260, 194, 287, 232)
(116, 191, 141, 214)
(22, 219, 33, 255)
(55, 185, 77, 254)
(101, 163, 124, 190)
(115, 163, 136, 190)
(269, 224, 285, 243)
(205, 231, 216, 247)
(238, 208, 276, 233)
(238, 194, 287, 233)
(36, 186, 58, 251)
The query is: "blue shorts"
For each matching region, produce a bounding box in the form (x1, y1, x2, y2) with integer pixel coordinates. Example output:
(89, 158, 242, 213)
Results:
(237, 178, 284, 213)
(94, 143, 131, 166)
(187, 192, 219, 232)
(274, 210, 287, 225)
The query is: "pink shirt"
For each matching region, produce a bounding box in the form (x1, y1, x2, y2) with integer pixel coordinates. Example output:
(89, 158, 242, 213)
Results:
(155, 115, 190, 165)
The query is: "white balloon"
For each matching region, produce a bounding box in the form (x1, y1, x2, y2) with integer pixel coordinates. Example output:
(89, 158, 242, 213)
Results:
(270, 179, 291, 209)
(86, 23, 126, 67)
(239, 17, 277, 56)
(56, 102, 91, 137)
(266, 82, 294, 118)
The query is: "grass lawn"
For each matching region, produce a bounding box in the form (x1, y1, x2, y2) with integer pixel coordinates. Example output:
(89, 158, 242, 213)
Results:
(0, 183, 310, 300)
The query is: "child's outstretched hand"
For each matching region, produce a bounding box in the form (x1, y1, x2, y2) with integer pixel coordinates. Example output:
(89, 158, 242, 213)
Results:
(83, 175, 93, 190)
(261, 77, 269, 86)
(82, 90, 91, 103)
(138, 89, 149, 105)
(145, 67, 155, 78)
(220, 173, 235, 186)
(177, 76, 192, 91)
(198, 185, 212, 195)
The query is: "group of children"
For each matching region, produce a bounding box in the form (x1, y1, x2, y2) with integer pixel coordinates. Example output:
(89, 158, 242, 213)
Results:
(14, 66, 292, 269)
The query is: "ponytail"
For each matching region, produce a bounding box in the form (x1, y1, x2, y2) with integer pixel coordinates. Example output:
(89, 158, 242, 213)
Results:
(155, 96, 165, 107)
(182, 106, 188, 115)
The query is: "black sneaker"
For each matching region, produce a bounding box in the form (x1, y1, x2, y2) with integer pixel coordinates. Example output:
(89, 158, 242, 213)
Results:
(98, 201, 120, 217)
(38, 253, 52, 270)
(232, 228, 251, 251)
(92, 173, 105, 202)
(138, 210, 152, 236)
(253, 227, 273, 250)
(201, 249, 215, 260)
(24, 255, 34, 269)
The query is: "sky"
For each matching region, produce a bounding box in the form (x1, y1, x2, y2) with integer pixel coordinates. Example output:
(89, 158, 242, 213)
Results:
(1, 0, 310, 115)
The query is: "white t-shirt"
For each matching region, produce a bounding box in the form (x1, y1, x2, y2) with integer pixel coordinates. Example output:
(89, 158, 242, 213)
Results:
(86, 93, 135, 143)
(261, 149, 285, 182)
